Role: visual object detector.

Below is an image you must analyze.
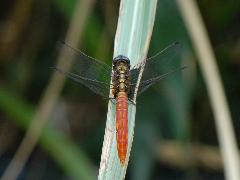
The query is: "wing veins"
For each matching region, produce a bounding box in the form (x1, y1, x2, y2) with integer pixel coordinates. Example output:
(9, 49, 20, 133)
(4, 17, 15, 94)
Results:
(130, 66, 186, 96)
(53, 67, 110, 86)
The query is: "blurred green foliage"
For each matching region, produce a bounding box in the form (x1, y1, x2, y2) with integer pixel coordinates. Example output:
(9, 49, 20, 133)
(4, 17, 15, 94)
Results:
(0, 88, 95, 180)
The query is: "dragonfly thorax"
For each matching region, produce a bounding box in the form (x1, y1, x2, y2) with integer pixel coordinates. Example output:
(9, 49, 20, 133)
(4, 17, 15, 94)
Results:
(112, 55, 131, 97)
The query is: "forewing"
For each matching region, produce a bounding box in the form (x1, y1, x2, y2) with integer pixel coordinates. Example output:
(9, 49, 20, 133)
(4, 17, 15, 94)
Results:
(55, 42, 112, 98)
(129, 42, 182, 98)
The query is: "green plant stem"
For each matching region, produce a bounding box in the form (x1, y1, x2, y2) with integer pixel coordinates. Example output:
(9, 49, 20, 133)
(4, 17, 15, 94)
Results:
(98, 0, 158, 179)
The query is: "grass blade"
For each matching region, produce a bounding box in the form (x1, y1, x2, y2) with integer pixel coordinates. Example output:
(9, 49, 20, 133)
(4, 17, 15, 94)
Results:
(98, 0, 158, 179)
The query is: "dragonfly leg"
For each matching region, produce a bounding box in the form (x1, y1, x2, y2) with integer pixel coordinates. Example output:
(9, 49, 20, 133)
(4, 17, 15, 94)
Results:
(109, 97, 116, 104)
(128, 99, 136, 105)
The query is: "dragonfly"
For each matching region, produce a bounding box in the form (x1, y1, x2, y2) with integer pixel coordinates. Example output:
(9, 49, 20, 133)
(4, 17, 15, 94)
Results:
(54, 41, 185, 165)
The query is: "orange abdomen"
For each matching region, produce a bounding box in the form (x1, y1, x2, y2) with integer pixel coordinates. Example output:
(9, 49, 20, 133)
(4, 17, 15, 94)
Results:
(116, 92, 128, 165)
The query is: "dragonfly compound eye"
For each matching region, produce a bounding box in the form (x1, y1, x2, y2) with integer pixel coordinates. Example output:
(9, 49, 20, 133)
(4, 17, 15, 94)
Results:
(113, 55, 130, 64)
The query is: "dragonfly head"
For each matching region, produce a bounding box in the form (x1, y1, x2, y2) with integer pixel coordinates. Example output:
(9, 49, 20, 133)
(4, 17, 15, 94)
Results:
(113, 55, 130, 69)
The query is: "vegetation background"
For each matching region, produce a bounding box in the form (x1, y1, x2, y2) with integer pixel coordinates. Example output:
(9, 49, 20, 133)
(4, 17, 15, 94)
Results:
(0, 0, 239, 179)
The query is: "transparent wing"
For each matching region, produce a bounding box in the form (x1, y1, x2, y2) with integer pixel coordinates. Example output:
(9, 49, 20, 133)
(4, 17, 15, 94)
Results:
(135, 67, 186, 96)
(53, 68, 111, 97)
(129, 42, 182, 98)
(54, 42, 112, 97)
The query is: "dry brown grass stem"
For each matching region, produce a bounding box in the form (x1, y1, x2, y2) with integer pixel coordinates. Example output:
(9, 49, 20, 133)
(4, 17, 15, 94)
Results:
(177, 0, 240, 180)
